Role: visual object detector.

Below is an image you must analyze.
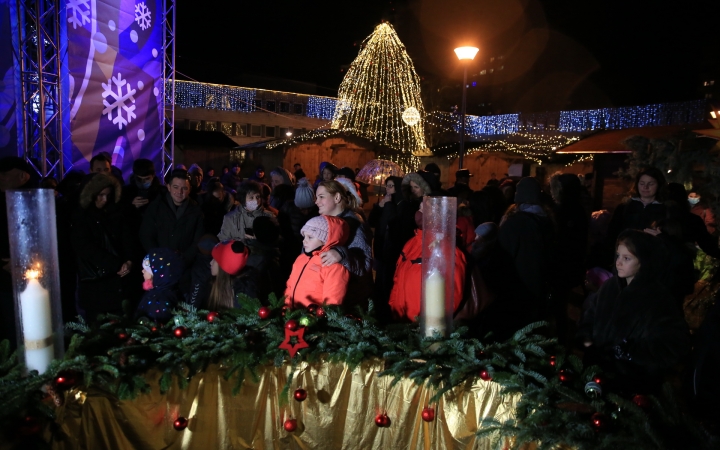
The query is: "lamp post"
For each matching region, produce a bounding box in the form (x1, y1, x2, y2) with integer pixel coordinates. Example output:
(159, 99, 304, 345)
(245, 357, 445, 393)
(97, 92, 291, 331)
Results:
(454, 46, 479, 169)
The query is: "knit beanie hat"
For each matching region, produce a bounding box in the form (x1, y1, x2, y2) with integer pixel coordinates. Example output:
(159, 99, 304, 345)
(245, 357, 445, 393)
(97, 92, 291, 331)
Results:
(294, 177, 316, 209)
(212, 241, 249, 275)
(301, 215, 329, 243)
(514, 177, 541, 205)
(335, 177, 363, 206)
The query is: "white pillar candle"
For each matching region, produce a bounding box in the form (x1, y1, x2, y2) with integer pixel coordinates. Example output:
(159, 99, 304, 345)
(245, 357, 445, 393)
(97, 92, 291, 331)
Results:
(20, 270, 54, 373)
(423, 268, 446, 337)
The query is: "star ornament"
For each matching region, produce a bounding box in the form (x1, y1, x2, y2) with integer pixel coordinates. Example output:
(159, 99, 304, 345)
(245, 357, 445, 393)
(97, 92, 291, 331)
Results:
(278, 327, 309, 358)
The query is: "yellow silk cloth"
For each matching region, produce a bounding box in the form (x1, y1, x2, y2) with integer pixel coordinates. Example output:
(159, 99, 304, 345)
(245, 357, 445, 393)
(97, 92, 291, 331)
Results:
(51, 359, 519, 450)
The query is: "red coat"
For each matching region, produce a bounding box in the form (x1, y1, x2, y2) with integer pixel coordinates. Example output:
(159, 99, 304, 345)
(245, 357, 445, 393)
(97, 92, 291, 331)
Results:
(388, 230, 466, 322)
(285, 216, 350, 307)
(456, 215, 476, 252)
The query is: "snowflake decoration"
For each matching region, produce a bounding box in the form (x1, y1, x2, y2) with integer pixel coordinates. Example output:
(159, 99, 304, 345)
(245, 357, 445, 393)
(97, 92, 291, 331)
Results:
(67, 0, 90, 30)
(134, 2, 152, 31)
(102, 73, 137, 130)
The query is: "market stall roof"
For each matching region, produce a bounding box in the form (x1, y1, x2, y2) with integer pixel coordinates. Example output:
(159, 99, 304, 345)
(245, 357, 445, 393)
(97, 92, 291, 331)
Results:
(555, 125, 703, 154)
(692, 129, 720, 140)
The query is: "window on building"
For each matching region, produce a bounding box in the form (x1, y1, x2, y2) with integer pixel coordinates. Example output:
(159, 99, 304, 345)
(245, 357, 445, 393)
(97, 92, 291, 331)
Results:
(220, 122, 233, 135)
(235, 124, 247, 136)
(254, 99, 262, 110)
(280, 102, 290, 113)
(205, 121, 217, 132)
(480, 70, 487, 75)
(293, 103, 304, 114)
(251, 125, 262, 137)
(265, 126, 276, 138)
(189, 120, 200, 130)
(266, 101, 276, 112)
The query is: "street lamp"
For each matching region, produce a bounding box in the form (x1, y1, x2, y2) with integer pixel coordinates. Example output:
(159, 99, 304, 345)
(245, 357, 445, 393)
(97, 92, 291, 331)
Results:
(454, 46, 479, 169)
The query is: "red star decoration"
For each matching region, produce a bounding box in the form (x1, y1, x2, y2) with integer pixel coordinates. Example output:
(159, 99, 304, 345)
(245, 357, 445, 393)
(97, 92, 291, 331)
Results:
(278, 327, 309, 358)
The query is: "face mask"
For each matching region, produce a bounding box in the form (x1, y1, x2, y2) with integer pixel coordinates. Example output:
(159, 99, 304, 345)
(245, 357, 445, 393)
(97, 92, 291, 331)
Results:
(688, 197, 700, 205)
(245, 200, 259, 211)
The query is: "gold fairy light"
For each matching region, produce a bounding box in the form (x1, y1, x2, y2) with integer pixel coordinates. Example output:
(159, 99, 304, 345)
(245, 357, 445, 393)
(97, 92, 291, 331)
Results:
(332, 23, 429, 156)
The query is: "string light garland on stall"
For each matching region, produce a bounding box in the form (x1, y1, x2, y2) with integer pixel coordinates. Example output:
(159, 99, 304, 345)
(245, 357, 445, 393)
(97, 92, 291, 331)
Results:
(558, 100, 707, 132)
(331, 23, 428, 155)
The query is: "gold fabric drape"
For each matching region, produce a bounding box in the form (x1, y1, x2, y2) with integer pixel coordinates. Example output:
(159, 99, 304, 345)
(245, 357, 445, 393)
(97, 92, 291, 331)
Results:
(51, 359, 519, 450)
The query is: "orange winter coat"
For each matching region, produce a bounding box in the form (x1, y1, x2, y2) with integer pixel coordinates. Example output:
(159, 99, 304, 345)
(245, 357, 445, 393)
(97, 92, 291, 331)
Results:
(388, 229, 466, 322)
(285, 216, 350, 307)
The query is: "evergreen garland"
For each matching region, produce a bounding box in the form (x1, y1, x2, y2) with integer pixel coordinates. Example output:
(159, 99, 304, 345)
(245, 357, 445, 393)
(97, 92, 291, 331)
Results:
(0, 298, 715, 449)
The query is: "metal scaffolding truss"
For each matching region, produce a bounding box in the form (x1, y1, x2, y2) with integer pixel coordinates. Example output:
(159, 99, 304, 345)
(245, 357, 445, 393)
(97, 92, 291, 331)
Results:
(13, 0, 67, 177)
(162, 0, 176, 176)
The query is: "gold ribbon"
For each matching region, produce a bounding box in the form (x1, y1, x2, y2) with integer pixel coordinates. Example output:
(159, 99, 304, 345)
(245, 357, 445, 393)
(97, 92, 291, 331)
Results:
(24, 335, 53, 350)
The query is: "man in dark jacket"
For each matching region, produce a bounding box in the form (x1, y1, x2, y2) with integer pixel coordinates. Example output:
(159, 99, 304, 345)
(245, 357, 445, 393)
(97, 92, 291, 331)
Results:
(140, 169, 204, 268)
(122, 159, 166, 233)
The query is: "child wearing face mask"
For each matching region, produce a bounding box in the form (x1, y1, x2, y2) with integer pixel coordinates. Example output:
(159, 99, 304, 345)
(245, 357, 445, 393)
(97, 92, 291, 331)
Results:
(217, 180, 277, 243)
(284, 215, 350, 308)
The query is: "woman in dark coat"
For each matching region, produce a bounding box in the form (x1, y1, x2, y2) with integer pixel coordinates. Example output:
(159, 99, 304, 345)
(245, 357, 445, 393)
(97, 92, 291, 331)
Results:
(578, 229, 689, 394)
(71, 173, 140, 322)
(368, 176, 403, 308)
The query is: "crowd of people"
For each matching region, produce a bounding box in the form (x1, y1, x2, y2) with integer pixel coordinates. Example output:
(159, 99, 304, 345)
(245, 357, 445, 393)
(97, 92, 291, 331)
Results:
(1, 154, 719, 420)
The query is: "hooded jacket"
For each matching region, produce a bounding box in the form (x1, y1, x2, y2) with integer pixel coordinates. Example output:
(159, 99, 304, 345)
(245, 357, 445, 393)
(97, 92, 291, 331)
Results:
(135, 248, 184, 322)
(388, 229, 466, 322)
(284, 216, 350, 308)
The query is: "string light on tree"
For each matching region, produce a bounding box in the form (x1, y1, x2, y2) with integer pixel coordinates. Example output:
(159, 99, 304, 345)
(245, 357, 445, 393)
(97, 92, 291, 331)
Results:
(332, 23, 429, 156)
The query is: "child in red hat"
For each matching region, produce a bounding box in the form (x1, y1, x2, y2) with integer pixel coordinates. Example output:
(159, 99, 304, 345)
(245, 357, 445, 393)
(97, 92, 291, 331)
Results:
(208, 240, 257, 309)
(284, 215, 350, 308)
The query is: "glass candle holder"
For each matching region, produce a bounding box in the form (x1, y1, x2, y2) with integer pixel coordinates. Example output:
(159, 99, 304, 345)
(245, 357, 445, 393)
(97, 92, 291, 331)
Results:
(6, 189, 64, 374)
(420, 196, 457, 338)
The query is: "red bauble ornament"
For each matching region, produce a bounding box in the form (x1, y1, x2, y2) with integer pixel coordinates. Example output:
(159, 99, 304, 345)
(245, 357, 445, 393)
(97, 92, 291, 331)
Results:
(258, 306, 271, 319)
(479, 369, 492, 381)
(633, 394, 650, 409)
(375, 413, 391, 427)
(549, 355, 556, 367)
(283, 418, 297, 432)
(294, 388, 307, 402)
(315, 307, 326, 319)
(151, 326, 157, 332)
(173, 416, 188, 430)
(590, 412, 608, 432)
(173, 326, 187, 338)
(54, 371, 77, 390)
(206, 311, 219, 322)
(307, 304, 318, 314)
(421, 407, 435, 422)
(285, 319, 299, 331)
(118, 332, 129, 341)
(558, 369, 573, 384)
(593, 375, 604, 385)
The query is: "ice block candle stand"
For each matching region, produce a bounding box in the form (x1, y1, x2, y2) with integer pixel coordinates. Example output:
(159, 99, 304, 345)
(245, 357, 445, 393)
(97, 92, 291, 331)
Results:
(420, 196, 457, 338)
(6, 189, 64, 374)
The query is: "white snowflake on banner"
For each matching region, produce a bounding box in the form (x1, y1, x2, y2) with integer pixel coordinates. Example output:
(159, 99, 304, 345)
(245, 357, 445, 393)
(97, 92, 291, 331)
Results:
(134, 2, 152, 30)
(67, 0, 91, 30)
(102, 73, 137, 130)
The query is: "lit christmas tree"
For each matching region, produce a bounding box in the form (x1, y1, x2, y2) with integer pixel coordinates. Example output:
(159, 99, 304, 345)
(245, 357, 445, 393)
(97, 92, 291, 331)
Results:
(332, 23, 430, 157)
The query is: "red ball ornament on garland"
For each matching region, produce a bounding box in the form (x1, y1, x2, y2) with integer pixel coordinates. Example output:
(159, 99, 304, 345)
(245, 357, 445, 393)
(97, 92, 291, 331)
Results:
(206, 311, 219, 322)
(375, 413, 391, 427)
(54, 371, 77, 390)
(306, 304, 318, 314)
(590, 412, 608, 432)
(283, 418, 297, 432)
(549, 355, 557, 367)
(315, 307, 326, 319)
(285, 319, 299, 331)
(593, 375, 604, 385)
(558, 369, 573, 384)
(173, 326, 187, 338)
(150, 326, 157, 332)
(294, 388, 308, 402)
(118, 332, 129, 341)
(633, 394, 650, 409)
(421, 407, 435, 422)
(479, 369, 492, 381)
(258, 306, 271, 320)
(173, 416, 188, 430)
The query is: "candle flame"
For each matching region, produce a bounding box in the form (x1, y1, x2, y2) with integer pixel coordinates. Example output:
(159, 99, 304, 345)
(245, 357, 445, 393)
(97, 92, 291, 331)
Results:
(26, 269, 39, 280)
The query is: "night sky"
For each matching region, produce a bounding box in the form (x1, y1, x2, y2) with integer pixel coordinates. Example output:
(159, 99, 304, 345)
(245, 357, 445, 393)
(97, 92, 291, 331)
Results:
(177, 0, 720, 114)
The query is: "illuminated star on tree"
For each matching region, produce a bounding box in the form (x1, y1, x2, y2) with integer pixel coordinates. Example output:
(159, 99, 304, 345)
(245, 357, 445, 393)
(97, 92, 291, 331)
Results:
(332, 23, 430, 156)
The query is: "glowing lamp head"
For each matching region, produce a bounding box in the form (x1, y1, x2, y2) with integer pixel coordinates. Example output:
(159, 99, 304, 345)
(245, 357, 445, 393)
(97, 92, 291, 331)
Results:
(26, 269, 39, 280)
(454, 46, 479, 61)
(286, 131, 293, 137)
(711, 111, 717, 119)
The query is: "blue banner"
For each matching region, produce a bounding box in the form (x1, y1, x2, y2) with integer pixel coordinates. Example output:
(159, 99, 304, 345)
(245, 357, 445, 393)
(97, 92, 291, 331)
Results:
(67, 0, 163, 178)
(0, 0, 17, 157)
